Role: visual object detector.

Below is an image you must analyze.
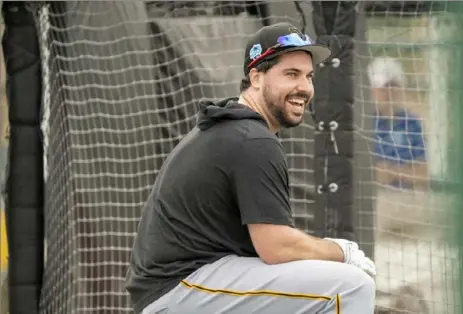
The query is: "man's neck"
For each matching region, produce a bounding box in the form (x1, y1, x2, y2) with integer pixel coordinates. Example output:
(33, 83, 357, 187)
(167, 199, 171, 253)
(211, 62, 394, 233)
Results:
(238, 93, 279, 133)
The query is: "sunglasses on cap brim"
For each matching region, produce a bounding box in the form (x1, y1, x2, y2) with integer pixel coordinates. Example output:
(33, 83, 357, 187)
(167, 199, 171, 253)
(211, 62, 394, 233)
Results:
(248, 33, 313, 69)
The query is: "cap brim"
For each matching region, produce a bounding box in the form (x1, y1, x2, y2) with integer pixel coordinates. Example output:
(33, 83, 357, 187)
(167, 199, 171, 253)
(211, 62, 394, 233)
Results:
(271, 45, 331, 65)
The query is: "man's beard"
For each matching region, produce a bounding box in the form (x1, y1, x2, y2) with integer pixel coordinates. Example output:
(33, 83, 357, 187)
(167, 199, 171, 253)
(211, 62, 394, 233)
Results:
(263, 85, 305, 128)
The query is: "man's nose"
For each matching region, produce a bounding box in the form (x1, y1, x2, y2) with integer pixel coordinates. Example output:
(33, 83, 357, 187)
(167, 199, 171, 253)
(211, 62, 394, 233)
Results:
(297, 77, 313, 95)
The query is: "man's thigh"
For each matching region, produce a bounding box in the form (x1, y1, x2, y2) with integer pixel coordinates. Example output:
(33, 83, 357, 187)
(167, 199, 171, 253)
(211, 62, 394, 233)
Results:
(144, 255, 375, 314)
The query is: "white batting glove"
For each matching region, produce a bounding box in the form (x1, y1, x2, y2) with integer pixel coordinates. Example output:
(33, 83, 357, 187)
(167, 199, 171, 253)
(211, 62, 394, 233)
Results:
(324, 238, 376, 277)
(348, 249, 376, 277)
(324, 238, 358, 262)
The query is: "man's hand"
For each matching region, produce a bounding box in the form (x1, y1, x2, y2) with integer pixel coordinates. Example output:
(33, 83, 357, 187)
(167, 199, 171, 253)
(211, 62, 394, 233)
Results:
(324, 238, 376, 277)
(348, 250, 376, 277)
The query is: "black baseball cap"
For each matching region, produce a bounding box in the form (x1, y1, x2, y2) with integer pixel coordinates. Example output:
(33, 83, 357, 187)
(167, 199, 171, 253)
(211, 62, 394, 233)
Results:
(243, 22, 331, 76)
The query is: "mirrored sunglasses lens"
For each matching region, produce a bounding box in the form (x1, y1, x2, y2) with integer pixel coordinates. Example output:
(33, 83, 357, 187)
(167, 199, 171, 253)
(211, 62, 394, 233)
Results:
(277, 33, 310, 47)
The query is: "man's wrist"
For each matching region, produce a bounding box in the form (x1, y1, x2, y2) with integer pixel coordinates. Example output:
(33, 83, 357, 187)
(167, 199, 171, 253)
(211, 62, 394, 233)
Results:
(319, 238, 344, 262)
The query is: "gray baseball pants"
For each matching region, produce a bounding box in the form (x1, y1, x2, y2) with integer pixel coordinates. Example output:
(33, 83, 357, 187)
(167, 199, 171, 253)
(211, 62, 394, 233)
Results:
(142, 255, 375, 314)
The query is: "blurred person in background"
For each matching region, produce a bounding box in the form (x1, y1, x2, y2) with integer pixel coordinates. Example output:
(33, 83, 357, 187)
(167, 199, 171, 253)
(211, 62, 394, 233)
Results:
(368, 57, 453, 314)
(368, 57, 428, 191)
(367, 56, 433, 235)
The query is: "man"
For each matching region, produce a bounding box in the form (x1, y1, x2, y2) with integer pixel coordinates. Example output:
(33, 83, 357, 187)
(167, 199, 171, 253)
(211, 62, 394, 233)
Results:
(367, 56, 434, 234)
(367, 57, 441, 313)
(367, 57, 428, 190)
(126, 23, 376, 314)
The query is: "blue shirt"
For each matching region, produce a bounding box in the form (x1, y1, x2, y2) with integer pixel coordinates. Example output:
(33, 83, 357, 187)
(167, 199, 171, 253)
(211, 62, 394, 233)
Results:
(374, 109, 426, 187)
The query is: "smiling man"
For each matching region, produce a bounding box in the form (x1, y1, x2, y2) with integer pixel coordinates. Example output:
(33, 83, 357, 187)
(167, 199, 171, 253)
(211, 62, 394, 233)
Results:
(126, 23, 376, 314)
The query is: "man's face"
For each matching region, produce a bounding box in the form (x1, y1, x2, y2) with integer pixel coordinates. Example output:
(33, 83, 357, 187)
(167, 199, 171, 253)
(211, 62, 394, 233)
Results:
(260, 51, 314, 128)
(371, 86, 398, 114)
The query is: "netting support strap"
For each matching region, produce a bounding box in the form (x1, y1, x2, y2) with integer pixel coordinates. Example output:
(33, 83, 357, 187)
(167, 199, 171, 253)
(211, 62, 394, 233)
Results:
(1, 3, 44, 313)
(311, 2, 356, 241)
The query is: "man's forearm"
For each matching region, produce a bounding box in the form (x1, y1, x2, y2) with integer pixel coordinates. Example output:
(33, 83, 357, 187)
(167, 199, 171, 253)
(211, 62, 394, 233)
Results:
(270, 227, 344, 264)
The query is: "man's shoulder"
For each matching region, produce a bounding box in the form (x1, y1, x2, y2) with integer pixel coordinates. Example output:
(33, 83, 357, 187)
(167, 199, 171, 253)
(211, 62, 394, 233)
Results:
(221, 117, 279, 142)
(219, 119, 284, 162)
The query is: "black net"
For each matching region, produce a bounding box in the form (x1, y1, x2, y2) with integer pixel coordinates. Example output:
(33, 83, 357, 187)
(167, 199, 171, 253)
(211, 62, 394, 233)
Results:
(37, 2, 319, 312)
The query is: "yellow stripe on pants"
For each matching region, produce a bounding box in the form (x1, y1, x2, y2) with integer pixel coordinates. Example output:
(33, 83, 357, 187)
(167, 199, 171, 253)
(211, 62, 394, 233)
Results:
(0, 210, 7, 271)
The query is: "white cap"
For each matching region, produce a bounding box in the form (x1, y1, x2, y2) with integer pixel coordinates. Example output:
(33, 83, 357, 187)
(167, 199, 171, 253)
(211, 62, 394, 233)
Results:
(367, 57, 406, 88)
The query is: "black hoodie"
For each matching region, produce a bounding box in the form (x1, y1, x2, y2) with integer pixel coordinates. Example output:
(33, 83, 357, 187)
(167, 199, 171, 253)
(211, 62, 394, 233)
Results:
(126, 98, 294, 314)
(196, 97, 267, 131)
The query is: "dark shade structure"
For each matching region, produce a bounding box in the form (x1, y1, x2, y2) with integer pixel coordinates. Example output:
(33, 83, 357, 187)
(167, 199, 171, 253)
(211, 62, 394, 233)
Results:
(311, 1, 356, 242)
(1, 2, 44, 314)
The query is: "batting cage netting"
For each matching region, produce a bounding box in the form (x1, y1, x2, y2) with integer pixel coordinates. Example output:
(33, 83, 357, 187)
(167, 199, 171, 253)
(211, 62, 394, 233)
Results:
(0, 1, 461, 314)
(356, 2, 460, 314)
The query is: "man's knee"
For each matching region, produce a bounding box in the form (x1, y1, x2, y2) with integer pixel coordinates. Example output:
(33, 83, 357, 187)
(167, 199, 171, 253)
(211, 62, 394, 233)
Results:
(338, 264, 375, 289)
(288, 260, 375, 297)
(338, 262, 375, 290)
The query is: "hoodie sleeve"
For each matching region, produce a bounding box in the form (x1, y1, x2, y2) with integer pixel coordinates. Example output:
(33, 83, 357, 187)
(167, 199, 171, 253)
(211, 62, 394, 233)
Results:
(231, 137, 294, 227)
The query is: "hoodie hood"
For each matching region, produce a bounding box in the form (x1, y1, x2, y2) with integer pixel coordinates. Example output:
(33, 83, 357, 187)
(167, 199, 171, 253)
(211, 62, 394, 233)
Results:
(197, 97, 267, 131)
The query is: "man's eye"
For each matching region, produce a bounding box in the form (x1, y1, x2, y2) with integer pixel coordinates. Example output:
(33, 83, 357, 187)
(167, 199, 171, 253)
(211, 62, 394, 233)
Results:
(287, 72, 297, 77)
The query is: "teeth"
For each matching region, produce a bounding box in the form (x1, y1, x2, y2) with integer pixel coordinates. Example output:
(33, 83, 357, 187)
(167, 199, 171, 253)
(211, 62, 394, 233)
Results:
(288, 98, 306, 105)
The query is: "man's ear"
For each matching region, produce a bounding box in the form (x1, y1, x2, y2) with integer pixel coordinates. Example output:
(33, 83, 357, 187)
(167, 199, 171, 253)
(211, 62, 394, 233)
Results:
(249, 68, 262, 89)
